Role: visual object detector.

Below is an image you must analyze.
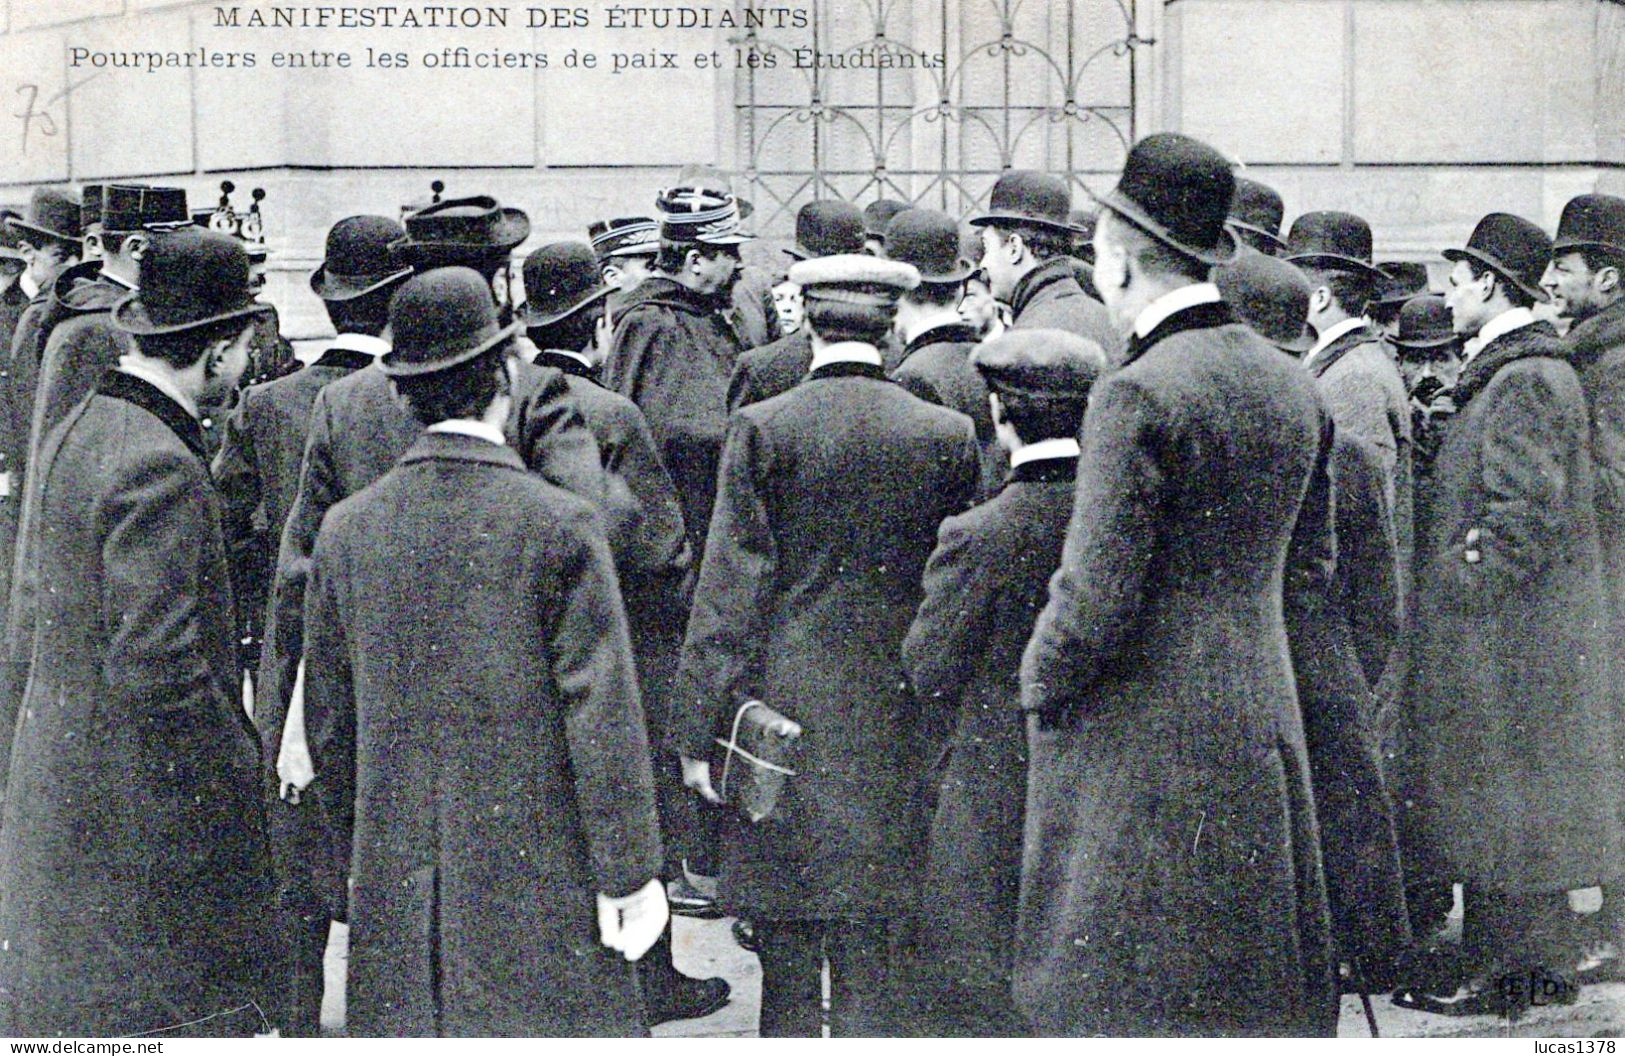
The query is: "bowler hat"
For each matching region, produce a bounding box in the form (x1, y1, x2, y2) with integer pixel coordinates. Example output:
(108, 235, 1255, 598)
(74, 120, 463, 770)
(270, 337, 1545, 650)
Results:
(396, 195, 530, 254)
(863, 199, 910, 240)
(1284, 211, 1385, 281)
(100, 184, 190, 234)
(969, 172, 1079, 237)
(0, 210, 24, 263)
(520, 241, 611, 327)
(657, 187, 751, 246)
(1372, 261, 1431, 309)
(589, 216, 659, 261)
(1552, 194, 1625, 259)
(8, 187, 82, 247)
(785, 201, 866, 261)
(675, 164, 755, 219)
(380, 266, 519, 378)
(1095, 134, 1236, 265)
(884, 208, 972, 283)
(1443, 212, 1552, 304)
(1390, 295, 1459, 353)
(111, 228, 267, 336)
(1215, 244, 1315, 354)
(1227, 178, 1286, 254)
(971, 329, 1106, 400)
(789, 253, 919, 307)
(79, 185, 104, 234)
(310, 215, 412, 302)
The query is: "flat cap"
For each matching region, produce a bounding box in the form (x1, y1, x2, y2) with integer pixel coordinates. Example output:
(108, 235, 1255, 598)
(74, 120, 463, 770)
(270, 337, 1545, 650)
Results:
(971, 328, 1107, 400)
(788, 253, 920, 306)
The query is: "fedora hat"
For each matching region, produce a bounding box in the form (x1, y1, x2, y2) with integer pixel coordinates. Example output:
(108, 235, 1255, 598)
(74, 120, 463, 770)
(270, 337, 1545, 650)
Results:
(884, 208, 973, 283)
(1370, 261, 1431, 310)
(675, 163, 755, 219)
(1095, 134, 1236, 265)
(381, 266, 520, 378)
(589, 216, 659, 261)
(395, 195, 529, 254)
(100, 184, 190, 234)
(1552, 194, 1625, 259)
(520, 241, 611, 328)
(1227, 178, 1286, 254)
(1215, 244, 1315, 354)
(111, 228, 267, 336)
(863, 199, 910, 240)
(1283, 211, 1385, 281)
(969, 172, 1079, 237)
(657, 187, 751, 246)
(786, 200, 866, 261)
(8, 187, 82, 247)
(1389, 294, 1459, 353)
(310, 215, 412, 302)
(1443, 212, 1551, 304)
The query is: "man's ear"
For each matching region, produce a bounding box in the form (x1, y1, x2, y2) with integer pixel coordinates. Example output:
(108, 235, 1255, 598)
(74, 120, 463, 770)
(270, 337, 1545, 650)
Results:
(124, 233, 150, 262)
(1309, 285, 1332, 315)
(1596, 265, 1621, 297)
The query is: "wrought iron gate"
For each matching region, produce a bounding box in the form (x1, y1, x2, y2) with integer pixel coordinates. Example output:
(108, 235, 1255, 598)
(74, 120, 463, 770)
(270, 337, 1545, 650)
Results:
(732, 0, 1147, 236)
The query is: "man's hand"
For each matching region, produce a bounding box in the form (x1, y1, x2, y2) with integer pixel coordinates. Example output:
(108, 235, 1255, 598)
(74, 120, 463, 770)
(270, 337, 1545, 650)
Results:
(597, 877, 670, 961)
(680, 756, 721, 804)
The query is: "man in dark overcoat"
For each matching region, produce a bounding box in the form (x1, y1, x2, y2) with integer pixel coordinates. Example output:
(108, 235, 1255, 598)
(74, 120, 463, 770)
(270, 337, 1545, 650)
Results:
(301, 268, 667, 1036)
(969, 171, 1121, 359)
(675, 254, 980, 1036)
(1396, 212, 1625, 1014)
(903, 329, 1105, 1036)
(1018, 134, 1338, 1036)
(0, 230, 275, 1036)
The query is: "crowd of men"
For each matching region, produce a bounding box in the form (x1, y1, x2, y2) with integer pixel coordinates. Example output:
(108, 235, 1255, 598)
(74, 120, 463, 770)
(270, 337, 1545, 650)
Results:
(0, 128, 1618, 1037)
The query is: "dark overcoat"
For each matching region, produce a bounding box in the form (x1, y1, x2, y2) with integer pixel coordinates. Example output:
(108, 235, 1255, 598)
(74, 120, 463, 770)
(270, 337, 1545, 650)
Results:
(1018, 301, 1337, 1036)
(891, 321, 1006, 497)
(1007, 257, 1122, 360)
(0, 372, 273, 1036)
(727, 328, 906, 412)
(1400, 321, 1625, 892)
(1332, 432, 1401, 692)
(303, 431, 662, 1037)
(902, 454, 1076, 1033)
(731, 264, 782, 350)
(676, 359, 980, 919)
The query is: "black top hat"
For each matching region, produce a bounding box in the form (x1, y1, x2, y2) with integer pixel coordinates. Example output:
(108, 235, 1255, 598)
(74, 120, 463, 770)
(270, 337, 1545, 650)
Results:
(1215, 244, 1315, 354)
(310, 215, 412, 302)
(79, 185, 104, 233)
(111, 228, 267, 336)
(969, 172, 1079, 237)
(863, 199, 910, 240)
(656, 187, 751, 245)
(1283, 211, 1385, 281)
(1095, 134, 1236, 265)
(1371, 261, 1431, 309)
(1390, 294, 1459, 352)
(520, 241, 611, 328)
(1552, 194, 1625, 259)
(1227, 178, 1286, 254)
(381, 266, 519, 378)
(1443, 212, 1552, 304)
(8, 187, 83, 247)
(971, 329, 1107, 400)
(785, 201, 866, 261)
(396, 195, 529, 259)
(100, 184, 190, 235)
(884, 208, 973, 284)
(589, 216, 659, 261)
(674, 164, 754, 219)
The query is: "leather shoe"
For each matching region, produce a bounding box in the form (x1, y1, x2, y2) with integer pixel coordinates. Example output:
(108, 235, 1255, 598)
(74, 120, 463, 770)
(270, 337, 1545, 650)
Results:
(646, 973, 731, 1025)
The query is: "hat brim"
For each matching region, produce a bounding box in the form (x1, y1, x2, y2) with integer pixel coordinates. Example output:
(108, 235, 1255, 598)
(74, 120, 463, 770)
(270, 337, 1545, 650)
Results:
(915, 263, 974, 284)
(520, 283, 612, 329)
(7, 218, 80, 248)
(309, 264, 413, 302)
(692, 231, 753, 246)
(393, 208, 531, 254)
(1391, 333, 1461, 352)
(784, 244, 812, 261)
(1552, 237, 1625, 259)
(379, 320, 521, 378)
(1441, 246, 1548, 303)
(966, 211, 1085, 237)
(1094, 190, 1237, 267)
(1227, 220, 1287, 253)
(110, 292, 270, 336)
(1283, 252, 1387, 283)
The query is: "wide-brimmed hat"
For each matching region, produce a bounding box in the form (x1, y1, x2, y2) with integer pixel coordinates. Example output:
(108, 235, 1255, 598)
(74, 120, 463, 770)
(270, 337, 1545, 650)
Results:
(1390, 294, 1459, 353)
(111, 228, 267, 336)
(101, 184, 190, 234)
(1094, 134, 1236, 265)
(862, 199, 910, 240)
(657, 187, 751, 246)
(380, 266, 519, 378)
(1552, 194, 1625, 259)
(884, 208, 973, 283)
(1215, 244, 1315, 354)
(8, 187, 82, 247)
(969, 172, 1080, 237)
(1443, 212, 1552, 304)
(971, 329, 1106, 400)
(588, 216, 659, 261)
(1227, 178, 1286, 254)
(394, 195, 530, 259)
(785, 201, 866, 261)
(520, 241, 611, 328)
(310, 215, 412, 301)
(1283, 211, 1385, 281)
(1370, 261, 1431, 310)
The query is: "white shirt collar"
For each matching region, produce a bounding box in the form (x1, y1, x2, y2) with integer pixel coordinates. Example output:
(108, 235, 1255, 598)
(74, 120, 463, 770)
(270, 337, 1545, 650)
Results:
(538, 347, 594, 369)
(1465, 307, 1536, 364)
(1009, 436, 1081, 468)
(425, 419, 507, 447)
(1303, 316, 1369, 367)
(116, 358, 198, 419)
(901, 307, 967, 347)
(18, 272, 38, 301)
(809, 340, 883, 372)
(1133, 282, 1222, 339)
(329, 333, 390, 357)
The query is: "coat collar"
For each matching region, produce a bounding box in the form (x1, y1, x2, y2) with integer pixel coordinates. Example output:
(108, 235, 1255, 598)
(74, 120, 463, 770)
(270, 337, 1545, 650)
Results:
(619, 275, 723, 318)
(1304, 319, 1382, 378)
(807, 360, 890, 383)
(1124, 300, 1237, 365)
(399, 428, 528, 472)
(1454, 318, 1563, 408)
(533, 348, 603, 384)
(1006, 453, 1078, 485)
(1009, 257, 1083, 319)
(97, 369, 208, 463)
(901, 321, 982, 361)
(1564, 296, 1625, 370)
